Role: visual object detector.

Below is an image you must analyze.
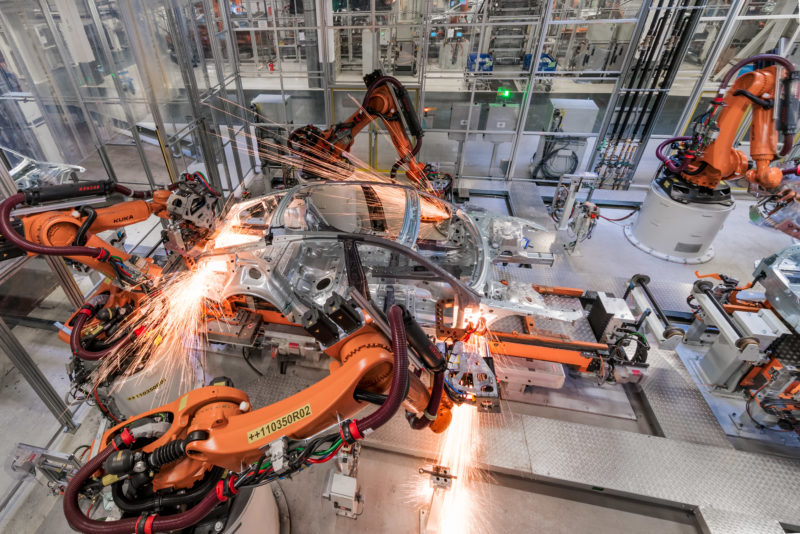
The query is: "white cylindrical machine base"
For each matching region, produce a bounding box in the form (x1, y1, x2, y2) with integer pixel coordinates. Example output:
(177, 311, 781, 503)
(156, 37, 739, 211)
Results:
(625, 181, 734, 264)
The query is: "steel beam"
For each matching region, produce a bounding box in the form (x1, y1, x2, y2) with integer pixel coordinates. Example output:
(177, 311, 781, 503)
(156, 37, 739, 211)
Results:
(0, 317, 78, 432)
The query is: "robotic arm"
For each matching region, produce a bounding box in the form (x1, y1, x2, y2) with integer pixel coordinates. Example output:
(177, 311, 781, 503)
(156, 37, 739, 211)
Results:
(0, 173, 219, 284)
(288, 70, 435, 192)
(0, 174, 220, 365)
(62, 305, 451, 533)
(657, 54, 799, 201)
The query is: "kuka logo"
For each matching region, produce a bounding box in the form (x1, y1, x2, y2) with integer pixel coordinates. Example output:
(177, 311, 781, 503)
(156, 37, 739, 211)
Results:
(113, 214, 135, 224)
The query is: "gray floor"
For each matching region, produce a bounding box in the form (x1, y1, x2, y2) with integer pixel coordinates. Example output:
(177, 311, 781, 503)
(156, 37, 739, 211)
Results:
(0, 170, 796, 532)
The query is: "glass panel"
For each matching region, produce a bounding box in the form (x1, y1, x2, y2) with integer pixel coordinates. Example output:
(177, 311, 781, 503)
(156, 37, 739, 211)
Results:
(551, 0, 643, 20)
(285, 90, 326, 126)
(541, 22, 634, 74)
(742, 0, 798, 17)
(488, 0, 542, 21)
(332, 3, 372, 26)
(710, 18, 799, 83)
(418, 132, 459, 177)
(381, 25, 421, 78)
(334, 28, 364, 75)
(525, 87, 609, 133)
(510, 133, 540, 179)
(421, 92, 476, 130)
(702, 2, 735, 17)
(428, 24, 484, 75)
(487, 23, 538, 75)
(674, 19, 725, 81)
(462, 138, 513, 178)
(0, 2, 91, 162)
(651, 94, 690, 135)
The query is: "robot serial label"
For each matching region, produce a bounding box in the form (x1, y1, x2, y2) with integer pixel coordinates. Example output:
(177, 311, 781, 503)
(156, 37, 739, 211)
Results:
(247, 404, 312, 443)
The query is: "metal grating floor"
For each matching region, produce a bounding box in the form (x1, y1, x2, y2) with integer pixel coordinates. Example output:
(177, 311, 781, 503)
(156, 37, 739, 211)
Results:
(241, 373, 800, 531)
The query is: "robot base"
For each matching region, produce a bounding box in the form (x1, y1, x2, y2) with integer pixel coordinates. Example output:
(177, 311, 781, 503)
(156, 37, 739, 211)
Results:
(624, 180, 734, 264)
(220, 482, 281, 534)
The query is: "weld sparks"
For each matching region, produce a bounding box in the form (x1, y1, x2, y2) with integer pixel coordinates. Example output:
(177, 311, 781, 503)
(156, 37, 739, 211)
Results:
(93, 260, 224, 396)
(436, 404, 480, 534)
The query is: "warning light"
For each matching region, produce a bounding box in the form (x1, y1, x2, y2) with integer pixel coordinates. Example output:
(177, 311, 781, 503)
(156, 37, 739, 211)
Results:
(497, 87, 511, 98)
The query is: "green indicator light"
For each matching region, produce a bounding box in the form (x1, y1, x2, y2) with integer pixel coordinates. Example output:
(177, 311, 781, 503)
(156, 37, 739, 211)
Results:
(497, 88, 511, 98)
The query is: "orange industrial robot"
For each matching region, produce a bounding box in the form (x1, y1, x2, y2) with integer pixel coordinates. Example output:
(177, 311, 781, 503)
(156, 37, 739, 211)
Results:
(61, 302, 450, 533)
(279, 70, 452, 195)
(0, 174, 219, 358)
(656, 53, 799, 204)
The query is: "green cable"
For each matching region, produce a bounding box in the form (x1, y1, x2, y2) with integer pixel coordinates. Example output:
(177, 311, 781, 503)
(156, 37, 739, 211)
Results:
(312, 438, 342, 456)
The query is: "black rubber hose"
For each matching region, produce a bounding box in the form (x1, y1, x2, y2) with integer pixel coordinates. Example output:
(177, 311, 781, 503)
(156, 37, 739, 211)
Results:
(70, 311, 132, 361)
(64, 440, 225, 534)
(113, 183, 153, 199)
(73, 206, 97, 247)
(354, 305, 409, 435)
(111, 466, 225, 515)
(780, 133, 794, 157)
(0, 193, 108, 259)
(536, 145, 579, 179)
(148, 440, 186, 469)
(407, 371, 444, 429)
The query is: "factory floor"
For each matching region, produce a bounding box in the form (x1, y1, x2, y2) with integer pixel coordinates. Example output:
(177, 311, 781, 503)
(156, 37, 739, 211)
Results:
(0, 170, 795, 533)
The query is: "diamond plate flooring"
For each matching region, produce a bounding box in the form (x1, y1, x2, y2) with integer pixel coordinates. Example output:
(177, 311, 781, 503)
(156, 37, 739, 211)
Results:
(240, 369, 800, 529)
(696, 506, 785, 534)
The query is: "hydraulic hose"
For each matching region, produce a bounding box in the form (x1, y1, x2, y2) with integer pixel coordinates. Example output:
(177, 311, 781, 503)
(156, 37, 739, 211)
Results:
(113, 183, 153, 199)
(0, 193, 108, 259)
(0, 180, 165, 260)
(782, 163, 800, 176)
(111, 466, 225, 515)
(64, 438, 227, 534)
(656, 136, 693, 173)
(352, 305, 409, 437)
(73, 207, 97, 247)
(407, 371, 444, 430)
(780, 133, 794, 157)
(718, 54, 795, 96)
(69, 294, 132, 361)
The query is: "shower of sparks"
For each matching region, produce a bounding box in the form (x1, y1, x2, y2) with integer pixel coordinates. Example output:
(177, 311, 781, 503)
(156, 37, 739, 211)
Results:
(432, 403, 482, 534)
(93, 263, 226, 396)
(205, 95, 438, 194)
(86, 89, 462, 411)
(89, 203, 265, 397)
(404, 334, 495, 534)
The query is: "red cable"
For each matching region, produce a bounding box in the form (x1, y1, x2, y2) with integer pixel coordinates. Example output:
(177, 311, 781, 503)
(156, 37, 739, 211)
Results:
(599, 210, 638, 222)
(306, 442, 344, 464)
(93, 386, 120, 423)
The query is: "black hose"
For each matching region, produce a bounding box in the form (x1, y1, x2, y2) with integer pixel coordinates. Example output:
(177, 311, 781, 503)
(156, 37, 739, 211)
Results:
(535, 143, 579, 179)
(73, 206, 97, 247)
(407, 371, 444, 429)
(148, 440, 186, 469)
(242, 347, 264, 377)
(0, 193, 108, 259)
(613, 0, 672, 141)
(111, 466, 225, 515)
(70, 310, 132, 361)
(353, 305, 409, 436)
